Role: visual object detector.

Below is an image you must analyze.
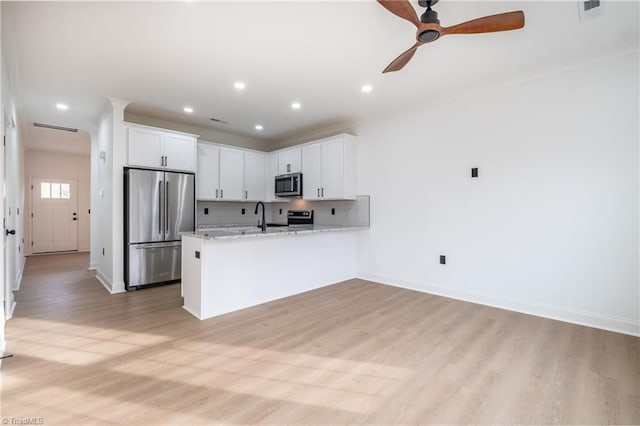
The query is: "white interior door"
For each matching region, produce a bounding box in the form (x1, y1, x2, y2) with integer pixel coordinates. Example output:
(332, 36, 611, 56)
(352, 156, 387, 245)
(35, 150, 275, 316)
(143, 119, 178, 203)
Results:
(31, 178, 78, 253)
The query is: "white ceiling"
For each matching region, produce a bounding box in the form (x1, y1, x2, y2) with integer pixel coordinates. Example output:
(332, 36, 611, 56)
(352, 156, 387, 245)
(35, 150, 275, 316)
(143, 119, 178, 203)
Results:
(2, 1, 638, 145)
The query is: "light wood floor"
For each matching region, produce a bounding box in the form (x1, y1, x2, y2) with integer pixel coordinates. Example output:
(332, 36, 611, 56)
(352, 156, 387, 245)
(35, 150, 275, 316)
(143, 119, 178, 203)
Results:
(1, 253, 638, 425)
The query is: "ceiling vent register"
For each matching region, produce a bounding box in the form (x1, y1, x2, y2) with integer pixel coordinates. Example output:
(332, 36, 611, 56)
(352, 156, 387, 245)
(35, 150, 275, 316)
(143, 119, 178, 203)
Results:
(33, 122, 78, 132)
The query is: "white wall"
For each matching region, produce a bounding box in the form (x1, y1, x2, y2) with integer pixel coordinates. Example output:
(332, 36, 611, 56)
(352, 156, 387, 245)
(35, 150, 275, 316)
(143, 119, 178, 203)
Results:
(356, 50, 639, 336)
(2, 40, 25, 322)
(94, 109, 114, 290)
(24, 149, 91, 253)
(93, 98, 128, 293)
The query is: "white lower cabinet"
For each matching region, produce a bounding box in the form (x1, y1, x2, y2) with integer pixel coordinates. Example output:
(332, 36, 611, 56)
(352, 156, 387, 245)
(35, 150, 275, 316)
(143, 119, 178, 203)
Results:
(301, 134, 356, 200)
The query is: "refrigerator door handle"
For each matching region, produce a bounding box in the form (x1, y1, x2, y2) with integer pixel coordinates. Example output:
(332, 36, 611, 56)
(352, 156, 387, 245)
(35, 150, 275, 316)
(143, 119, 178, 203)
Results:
(166, 181, 170, 232)
(158, 180, 162, 234)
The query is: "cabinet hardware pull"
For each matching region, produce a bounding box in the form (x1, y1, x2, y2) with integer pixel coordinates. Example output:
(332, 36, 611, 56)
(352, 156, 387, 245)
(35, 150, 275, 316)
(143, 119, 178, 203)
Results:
(158, 181, 162, 234)
(317, 188, 320, 197)
(321, 187, 324, 197)
(166, 181, 170, 232)
(221, 189, 224, 199)
(245, 190, 248, 199)
(216, 189, 219, 199)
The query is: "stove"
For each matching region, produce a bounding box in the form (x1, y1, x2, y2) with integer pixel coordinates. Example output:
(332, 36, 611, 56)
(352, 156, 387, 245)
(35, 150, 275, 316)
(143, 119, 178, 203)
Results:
(287, 210, 314, 226)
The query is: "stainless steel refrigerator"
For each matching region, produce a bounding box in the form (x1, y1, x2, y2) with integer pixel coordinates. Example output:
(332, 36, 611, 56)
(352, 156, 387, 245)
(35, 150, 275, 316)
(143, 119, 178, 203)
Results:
(124, 168, 195, 290)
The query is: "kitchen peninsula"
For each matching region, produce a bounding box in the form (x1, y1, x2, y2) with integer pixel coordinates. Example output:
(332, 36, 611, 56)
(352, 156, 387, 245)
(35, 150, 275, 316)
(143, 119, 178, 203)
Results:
(181, 224, 367, 320)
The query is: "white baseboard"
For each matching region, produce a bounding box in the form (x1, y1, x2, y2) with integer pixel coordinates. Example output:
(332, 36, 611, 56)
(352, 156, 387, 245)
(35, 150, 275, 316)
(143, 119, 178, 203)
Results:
(359, 273, 640, 337)
(95, 269, 114, 294)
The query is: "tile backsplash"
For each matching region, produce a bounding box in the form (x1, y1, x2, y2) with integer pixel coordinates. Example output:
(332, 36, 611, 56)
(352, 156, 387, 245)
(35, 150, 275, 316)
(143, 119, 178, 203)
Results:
(196, 195, 370, 228)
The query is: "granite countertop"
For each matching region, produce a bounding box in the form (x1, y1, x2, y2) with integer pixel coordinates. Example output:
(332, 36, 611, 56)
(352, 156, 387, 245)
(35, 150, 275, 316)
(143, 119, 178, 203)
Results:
(182, 224, 368, 240)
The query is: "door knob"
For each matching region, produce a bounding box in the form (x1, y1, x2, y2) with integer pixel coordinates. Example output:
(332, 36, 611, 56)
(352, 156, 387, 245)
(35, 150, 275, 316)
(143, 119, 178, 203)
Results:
(5, 229, 15, 236)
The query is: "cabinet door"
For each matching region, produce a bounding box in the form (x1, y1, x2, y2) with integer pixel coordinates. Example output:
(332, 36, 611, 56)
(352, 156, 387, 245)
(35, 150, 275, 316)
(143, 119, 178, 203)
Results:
(264, 154, 278, 202)
(277, 148, 302, 174)
(302, 143, 322, 200)
(244, 152, 265, 201)
(196, 144, 219, 200)
(163, 134, 196, 172)
(128, 127, 163, 168)
(321, 138, 345, 199)
(219, 147, 244, 201)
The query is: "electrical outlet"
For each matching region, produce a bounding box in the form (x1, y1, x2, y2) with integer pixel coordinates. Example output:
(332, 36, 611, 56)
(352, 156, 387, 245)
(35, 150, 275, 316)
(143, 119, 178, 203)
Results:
(331, 208, 335, 215)
(242, 208, 246, 215)
(204, 207, 209, 215)
(440, 255, 446, 265)
(279, 208, 283, 214)
(471, 168, 478, 178)
(195, 251, 200, 259)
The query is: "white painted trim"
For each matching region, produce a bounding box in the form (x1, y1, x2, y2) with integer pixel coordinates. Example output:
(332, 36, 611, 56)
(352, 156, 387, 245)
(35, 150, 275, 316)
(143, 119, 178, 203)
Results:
(95, 268, 117, 294)
(359, 274, 640, 337)
(5, 300, 16, 320)
(0, 339, 6, 363)
(182, 304, 202, 320)
(13, 256, 25, 291)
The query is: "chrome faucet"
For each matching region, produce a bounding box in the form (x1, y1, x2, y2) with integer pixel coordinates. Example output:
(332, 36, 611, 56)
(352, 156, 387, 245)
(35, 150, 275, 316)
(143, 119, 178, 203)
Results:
(254, 201, 266, 232)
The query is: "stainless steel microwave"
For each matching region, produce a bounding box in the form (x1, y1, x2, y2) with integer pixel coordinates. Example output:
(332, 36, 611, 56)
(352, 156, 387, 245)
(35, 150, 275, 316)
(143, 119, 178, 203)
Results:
(275, 173, 302, 197)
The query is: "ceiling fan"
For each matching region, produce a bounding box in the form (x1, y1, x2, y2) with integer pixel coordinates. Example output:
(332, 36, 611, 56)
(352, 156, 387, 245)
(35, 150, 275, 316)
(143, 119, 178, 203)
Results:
(378, 0, 525, 73)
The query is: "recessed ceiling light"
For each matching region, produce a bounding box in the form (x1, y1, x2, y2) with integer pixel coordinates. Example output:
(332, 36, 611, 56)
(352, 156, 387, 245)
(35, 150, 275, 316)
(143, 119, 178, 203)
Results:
(291, 102, 302, 110)
(234, 81, 246, 90)
(361, 85, 373, 93)
(255, 124, 264, 131)
(183, 107, 194, 113)
(56, 103, 69, 110)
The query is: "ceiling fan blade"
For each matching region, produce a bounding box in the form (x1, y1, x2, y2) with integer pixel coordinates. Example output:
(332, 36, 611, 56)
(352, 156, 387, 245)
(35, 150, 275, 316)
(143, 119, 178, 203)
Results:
(377, 0, 420, 27)
(441, 11, 524, 36)
(383, 42, 423, 73)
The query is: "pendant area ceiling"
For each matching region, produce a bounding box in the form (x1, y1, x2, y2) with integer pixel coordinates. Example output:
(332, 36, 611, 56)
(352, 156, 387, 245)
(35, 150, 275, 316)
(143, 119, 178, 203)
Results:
(2, 1, 638, 144)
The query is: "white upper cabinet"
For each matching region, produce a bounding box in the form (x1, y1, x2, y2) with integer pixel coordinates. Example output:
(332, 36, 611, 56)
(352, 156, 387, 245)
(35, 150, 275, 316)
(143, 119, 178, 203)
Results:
(219, 147, 245, 201)
(244, 151, 265, 201)
(196, 142, 268, 202)
(301, 143, 322, 200)
(301, 134, 357, 200)
(163, 134, 197, 171)
(196, 143, 220, 200)
(277, 148, 301, 174)
(126, 124, 196, 172)
(264, 154, 278, 202)
(127, 127, 162, 168)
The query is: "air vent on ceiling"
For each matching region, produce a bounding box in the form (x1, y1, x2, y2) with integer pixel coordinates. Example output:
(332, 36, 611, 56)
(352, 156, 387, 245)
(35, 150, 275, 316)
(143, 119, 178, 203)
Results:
(33, 122, 78, 133)
(210, 117, 228, 125)
(578, 0, 603, 22)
